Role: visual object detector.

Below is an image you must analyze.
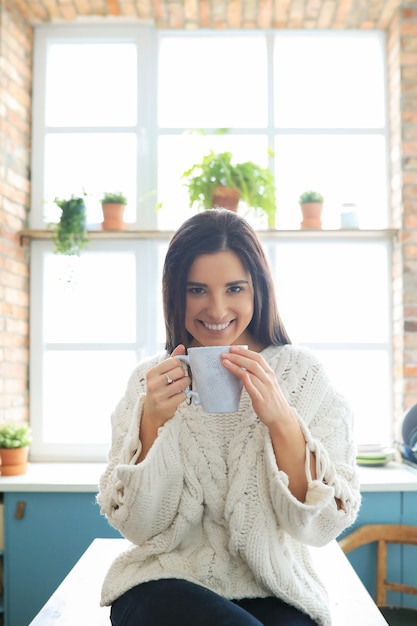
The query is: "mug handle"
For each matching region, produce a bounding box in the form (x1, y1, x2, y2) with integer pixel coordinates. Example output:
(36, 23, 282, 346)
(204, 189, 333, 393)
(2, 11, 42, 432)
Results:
(175, 355, 201, 405)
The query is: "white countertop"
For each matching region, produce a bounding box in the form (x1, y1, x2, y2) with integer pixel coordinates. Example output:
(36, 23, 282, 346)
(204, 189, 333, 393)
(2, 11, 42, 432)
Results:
(0, 463, 107, 492)
(0, 461, 415, 493)
(30, 538, 388, 625)
(358, 461, 417, 491)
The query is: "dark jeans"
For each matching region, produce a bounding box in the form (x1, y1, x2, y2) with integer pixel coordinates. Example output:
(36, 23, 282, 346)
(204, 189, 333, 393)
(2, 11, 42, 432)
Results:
(110, 578, 318, 625)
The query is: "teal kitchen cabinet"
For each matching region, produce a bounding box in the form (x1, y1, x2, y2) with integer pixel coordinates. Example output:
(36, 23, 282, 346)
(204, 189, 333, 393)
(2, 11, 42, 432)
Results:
(402, 491, 417, 609)
(3, 491, 120, 626)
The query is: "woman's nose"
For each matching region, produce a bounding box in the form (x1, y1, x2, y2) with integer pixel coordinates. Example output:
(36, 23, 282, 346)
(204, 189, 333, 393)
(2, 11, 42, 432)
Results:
(206, 295, 227, 319)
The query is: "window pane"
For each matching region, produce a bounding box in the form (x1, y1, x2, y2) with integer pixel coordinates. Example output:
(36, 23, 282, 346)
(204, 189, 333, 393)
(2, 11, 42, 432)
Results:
(157, 133, 271, 230)
(269, 240, 390, 343)
(43, 252, 136, 343)
(274, 134, 388, 229)
(43, 351, 136, 443)
(317, 350, 390, 446)
(274, 33, 385, 128)
(44, 133, 137, 225)
(158, 36, 267, 127)
(46, 43, 137, 127)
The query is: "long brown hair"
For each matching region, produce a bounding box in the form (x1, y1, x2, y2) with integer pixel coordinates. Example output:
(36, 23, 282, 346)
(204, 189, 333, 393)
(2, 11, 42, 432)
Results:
(163, 209, 291, 353)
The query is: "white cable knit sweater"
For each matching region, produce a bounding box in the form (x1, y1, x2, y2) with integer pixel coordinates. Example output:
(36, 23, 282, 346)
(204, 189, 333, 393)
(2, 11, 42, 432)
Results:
(97, 344, 361, 625)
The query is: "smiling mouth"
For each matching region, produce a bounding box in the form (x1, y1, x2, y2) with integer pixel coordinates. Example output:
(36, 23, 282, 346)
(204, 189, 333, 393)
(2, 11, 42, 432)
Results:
(203, 321, 231, 331)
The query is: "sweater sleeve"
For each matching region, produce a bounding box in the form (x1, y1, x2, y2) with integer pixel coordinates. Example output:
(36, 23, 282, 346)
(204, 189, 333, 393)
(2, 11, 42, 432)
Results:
(264, 349, 361, 546)
(226, 346, 361, 550)
(97, 359, 185, 545)
(264, 394, 360, 546)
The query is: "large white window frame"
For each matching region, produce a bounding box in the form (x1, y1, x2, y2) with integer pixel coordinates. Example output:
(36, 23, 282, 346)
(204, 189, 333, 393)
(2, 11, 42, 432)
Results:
(30, 25, 393, 461)
(31, 24, 159, 231)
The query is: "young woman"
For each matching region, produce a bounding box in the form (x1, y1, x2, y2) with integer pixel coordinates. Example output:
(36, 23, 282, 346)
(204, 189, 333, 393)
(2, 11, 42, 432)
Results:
(97, 209, 360, 626)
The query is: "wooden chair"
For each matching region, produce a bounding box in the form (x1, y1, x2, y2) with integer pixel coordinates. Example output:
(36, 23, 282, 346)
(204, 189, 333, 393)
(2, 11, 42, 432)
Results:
(339, 524, 417, 626)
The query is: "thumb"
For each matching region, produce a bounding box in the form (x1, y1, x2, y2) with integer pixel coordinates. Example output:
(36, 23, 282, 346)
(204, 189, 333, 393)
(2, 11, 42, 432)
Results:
(171, 344, 186, 357)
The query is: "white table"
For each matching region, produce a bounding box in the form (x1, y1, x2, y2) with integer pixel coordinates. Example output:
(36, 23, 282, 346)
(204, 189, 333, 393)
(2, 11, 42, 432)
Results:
(29, 537, 388, 625)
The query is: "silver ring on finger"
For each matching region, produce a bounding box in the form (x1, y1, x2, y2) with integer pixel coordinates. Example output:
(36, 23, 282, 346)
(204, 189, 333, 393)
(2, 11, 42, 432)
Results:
(165, 373, 173, 385)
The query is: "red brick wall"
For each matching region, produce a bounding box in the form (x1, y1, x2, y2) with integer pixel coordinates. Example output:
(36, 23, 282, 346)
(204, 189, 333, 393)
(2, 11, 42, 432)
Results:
(389, 12, 405, 438)
(389, 5, 417, 437)
(0, 1, 32, 424)
(6, 0, 401, 29)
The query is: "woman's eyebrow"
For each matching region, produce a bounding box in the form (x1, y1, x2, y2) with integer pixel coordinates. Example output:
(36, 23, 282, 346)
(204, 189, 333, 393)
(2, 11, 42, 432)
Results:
(225, 280, 249, 286)
(187, 280, 249, 287)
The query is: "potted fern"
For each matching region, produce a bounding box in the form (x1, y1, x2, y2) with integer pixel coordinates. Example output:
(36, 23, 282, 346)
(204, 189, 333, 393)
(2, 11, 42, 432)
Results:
(100, 191, 127, 230)
(298, 190, 324, 229)
(0, 422, 32, 475)
(51, 194, 88, 255)
(182, 151, 277, 227)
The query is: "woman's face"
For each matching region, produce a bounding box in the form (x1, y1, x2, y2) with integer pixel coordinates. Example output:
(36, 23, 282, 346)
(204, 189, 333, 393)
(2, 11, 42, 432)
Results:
(184, 250, 256, 348)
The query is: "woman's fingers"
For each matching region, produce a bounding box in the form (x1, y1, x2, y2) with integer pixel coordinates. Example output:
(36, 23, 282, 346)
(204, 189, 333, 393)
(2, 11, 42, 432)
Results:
(221, 347, 268, 381)
(145, 354, 190, 421)
(160, 362, 187, 388)
(160, 344, 188, 389)
(221, 347, 289, 426)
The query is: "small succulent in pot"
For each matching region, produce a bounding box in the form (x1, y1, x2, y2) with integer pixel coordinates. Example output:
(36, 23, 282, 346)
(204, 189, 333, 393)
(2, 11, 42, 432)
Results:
(0, 422, 32, 476)
(0, 422, 32, 448)
(100, 191, 128, 230)
(299, 190, 324, 204)
(298, 190, 324, 229)
(100, 191, 127, 205)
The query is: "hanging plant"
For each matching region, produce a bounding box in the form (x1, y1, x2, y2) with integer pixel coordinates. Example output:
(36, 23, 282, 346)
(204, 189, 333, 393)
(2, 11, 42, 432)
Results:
(51, 195, 88, 255)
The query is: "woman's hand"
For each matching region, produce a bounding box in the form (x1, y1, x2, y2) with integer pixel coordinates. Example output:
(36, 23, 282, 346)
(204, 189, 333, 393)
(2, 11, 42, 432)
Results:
(143, 344, 191, 428)
(221, 346, 293, 428)
(137, 345, 190, 462)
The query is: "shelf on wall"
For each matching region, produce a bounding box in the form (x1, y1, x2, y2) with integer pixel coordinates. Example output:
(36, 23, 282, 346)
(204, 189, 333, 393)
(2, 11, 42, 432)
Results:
(20, 228, 399, 245)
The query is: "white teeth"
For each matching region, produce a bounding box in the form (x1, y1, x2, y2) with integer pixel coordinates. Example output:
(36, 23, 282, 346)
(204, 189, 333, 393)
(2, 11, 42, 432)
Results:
(204, 322, 230, 331)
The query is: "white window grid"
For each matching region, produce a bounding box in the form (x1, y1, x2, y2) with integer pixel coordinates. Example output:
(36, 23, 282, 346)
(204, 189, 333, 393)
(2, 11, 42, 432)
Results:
(29, 25, 392, 460)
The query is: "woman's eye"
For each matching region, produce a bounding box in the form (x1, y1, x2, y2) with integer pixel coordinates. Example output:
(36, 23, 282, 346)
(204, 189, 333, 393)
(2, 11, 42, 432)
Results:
(228, 285, 243, 293)
(188, 287, 205, 295)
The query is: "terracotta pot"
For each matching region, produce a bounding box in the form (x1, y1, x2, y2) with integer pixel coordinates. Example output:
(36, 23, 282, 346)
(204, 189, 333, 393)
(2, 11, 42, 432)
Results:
(300, 202, 323, 229)
(101, 203, 126, 230)
(211, 187, 240, 212)
(0, 446, 29, 475)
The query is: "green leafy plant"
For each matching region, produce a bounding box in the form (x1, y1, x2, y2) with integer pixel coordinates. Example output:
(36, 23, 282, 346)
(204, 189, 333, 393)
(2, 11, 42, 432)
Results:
(0, 422, 32, 449)
(51, 195, 88, 255)
(299, 190, 324, 204)
(101, 191, 127, 205)
(182, 150, 277, 227)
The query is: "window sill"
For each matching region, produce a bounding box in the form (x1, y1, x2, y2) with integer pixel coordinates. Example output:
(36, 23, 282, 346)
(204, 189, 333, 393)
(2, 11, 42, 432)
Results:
(0, 462, 106, 492)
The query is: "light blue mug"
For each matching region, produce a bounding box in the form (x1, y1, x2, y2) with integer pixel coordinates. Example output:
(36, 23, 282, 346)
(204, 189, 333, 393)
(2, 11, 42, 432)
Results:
(176, 345, 247, 413)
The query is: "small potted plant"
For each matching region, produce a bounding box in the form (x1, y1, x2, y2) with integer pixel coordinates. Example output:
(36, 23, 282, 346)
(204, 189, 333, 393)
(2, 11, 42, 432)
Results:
(51, 194, 88, 255)
(100, 191, 127, 230)
(298, 190, 324, 229)
(0, 422, 32, 475)
(182, 151, 277, 228)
